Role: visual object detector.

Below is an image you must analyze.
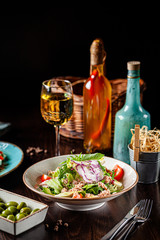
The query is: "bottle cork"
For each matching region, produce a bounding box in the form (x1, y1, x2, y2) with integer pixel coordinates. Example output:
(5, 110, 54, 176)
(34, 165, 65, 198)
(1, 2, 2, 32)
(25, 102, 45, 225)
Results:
(127, 61, 141, 70)
(90, 39, 106, 66)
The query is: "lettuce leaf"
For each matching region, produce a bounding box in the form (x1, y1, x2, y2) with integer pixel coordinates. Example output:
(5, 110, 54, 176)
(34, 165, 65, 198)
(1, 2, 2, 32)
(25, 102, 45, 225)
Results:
(82, 183, 103, 195)
(81, 153, 104, 161)
(56, 192, 74, 197)
(66, 173, 74, 183)
(70, 153, 104, 161)
(60, 153, 104, 165)
(45, 178, 63, 194)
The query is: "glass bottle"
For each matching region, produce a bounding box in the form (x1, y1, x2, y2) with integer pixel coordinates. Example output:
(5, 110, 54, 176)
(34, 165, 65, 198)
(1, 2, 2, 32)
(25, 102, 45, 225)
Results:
(113, 61, 151, 164)
(83, 39, 112, 153)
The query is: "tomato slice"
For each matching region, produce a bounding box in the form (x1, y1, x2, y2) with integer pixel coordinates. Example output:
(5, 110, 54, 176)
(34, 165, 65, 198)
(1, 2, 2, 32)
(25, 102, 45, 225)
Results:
(113, 164, 124, 181)
(41, 174, 51, 182)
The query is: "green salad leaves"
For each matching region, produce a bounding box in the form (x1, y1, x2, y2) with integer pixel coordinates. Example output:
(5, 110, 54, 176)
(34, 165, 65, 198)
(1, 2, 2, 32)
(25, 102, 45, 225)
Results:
(39, 153, 123, 198)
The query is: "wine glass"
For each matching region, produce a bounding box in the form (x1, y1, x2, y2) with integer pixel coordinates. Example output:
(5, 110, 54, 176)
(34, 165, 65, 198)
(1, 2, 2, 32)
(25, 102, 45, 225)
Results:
(41, 79, 73, 156)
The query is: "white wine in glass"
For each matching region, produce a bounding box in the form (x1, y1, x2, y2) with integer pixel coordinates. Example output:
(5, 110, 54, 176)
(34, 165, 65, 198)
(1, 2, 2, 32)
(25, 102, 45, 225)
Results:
(41, 79, 73, 156)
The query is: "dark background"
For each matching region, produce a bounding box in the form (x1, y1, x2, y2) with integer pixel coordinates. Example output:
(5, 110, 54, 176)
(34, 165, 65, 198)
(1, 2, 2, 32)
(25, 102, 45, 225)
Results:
(0, 8, 159, 128)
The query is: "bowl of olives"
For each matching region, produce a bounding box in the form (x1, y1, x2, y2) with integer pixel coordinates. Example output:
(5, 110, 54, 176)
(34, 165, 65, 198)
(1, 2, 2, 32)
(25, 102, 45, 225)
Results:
(0, 188, 48, 235)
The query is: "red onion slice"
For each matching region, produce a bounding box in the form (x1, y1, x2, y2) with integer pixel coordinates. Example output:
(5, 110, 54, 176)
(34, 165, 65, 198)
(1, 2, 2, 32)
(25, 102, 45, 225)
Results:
(71, 160, 104, 183)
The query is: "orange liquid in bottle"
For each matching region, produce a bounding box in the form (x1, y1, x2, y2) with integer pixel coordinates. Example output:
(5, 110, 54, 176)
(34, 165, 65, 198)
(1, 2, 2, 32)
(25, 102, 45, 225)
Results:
(83, 65, 112, 153)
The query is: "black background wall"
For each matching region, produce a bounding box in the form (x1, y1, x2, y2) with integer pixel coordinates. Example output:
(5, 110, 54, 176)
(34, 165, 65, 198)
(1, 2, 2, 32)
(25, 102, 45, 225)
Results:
(0, 8, 159, 128)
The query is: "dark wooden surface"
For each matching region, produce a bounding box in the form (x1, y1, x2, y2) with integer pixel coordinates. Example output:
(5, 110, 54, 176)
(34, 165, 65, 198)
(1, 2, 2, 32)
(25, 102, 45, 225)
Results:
(0, 104, 160, 240)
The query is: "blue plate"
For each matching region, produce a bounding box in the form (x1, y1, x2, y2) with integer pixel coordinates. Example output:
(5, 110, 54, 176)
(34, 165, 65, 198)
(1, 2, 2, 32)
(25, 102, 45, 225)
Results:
(0, 141, 24, 178)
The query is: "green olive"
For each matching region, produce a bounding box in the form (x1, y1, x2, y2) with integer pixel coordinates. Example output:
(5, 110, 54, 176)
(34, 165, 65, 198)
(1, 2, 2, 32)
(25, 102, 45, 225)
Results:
(30, 208, 39, 214)
(7, 206, 17, 215)
(20, 207, 32, 215)
(0, 203, 6, 209)
(0, 207, 4, 213)
(15, 213, 26, 221)
(7, 214, 15, 221)
(0, 200, 39, 222)
(5, 201, 18, 208)
(17, 202, 27, 211)
(1, 209, 12, 218)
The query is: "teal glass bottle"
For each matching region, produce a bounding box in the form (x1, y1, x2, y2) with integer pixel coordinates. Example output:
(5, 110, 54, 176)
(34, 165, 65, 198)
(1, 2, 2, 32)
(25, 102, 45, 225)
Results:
(113, 61, 151, 164)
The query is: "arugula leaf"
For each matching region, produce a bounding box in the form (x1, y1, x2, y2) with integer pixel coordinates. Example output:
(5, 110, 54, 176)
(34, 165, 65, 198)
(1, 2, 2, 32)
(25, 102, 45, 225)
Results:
(78, 190, 86, 197)
(58, 163, 75, 179)
(98, 160, 106, 173)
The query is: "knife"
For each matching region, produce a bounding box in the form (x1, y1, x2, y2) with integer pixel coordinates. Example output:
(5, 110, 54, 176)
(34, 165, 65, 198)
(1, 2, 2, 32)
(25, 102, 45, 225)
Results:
(101, 200, 142, 240)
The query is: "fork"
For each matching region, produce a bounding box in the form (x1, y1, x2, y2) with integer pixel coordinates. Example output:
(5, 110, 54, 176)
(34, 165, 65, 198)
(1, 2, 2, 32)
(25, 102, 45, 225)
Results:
(102, 199, 145, 240)
(117, 199, 153, 240)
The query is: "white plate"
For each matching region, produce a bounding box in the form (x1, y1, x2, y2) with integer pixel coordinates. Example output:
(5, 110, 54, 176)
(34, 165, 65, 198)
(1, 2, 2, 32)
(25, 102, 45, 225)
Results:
(23, 155, 138, 211)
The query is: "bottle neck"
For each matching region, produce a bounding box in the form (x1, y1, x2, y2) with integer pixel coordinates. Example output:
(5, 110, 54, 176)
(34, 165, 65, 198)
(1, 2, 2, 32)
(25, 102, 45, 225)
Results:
(125, 69, 141, 106)
(90, 63, 104, 76)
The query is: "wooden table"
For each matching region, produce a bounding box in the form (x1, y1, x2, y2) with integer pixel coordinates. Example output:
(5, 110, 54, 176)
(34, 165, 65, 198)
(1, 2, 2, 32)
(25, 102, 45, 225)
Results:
(0, 104, 160, 240)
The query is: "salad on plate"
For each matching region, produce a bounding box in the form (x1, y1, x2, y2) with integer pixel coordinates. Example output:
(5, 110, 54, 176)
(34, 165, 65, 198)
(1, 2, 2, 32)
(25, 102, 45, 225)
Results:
(0, 151, 7, 171)
(38, 153, 124, 199)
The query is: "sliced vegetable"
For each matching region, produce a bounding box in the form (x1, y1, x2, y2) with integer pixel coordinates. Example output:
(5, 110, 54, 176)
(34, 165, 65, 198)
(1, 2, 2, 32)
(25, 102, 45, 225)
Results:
(81, 153, 104, 161)
(82, 183, 103, 195)
(88, 69, 98, 99)
(66, 173, 74, 183)
(113, 165, 124, 181)
(72, 193, 83, 199)
(43, 178, 63, 194)
(66, 153, 104, 162)
(56, 192, 74, 198)
(91, 98, 110, 140)
(0, 151, 5, 166)
(41, 187, 53, 195)
(41, 174, 51, 182)
(97, 75, 105, 93)
(71, 160, 104, 184)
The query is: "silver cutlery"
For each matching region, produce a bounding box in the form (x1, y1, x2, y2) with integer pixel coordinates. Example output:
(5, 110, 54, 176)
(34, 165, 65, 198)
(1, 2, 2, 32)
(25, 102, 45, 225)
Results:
(117, 199, 153, 240)
(101, 199, 144, 240)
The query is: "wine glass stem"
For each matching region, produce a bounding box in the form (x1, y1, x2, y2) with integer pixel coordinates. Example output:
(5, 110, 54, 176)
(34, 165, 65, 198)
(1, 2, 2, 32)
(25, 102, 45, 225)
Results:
(55, 125, 60, 156)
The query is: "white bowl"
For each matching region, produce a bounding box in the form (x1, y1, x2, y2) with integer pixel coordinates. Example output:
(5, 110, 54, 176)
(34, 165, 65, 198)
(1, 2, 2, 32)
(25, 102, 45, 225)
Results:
(23, 155, 138, 211)
(0, 188, 48, 235)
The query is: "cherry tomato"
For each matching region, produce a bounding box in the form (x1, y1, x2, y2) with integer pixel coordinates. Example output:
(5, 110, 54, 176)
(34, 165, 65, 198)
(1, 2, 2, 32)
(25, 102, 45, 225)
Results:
(113, 164, 124, 181)
(41, 174, 51, 182)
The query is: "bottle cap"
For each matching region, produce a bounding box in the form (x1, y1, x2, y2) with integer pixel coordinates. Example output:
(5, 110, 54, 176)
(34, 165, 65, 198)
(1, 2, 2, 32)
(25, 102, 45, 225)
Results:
(127, 61, 141, 70)
(90, 38, 106, 66)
